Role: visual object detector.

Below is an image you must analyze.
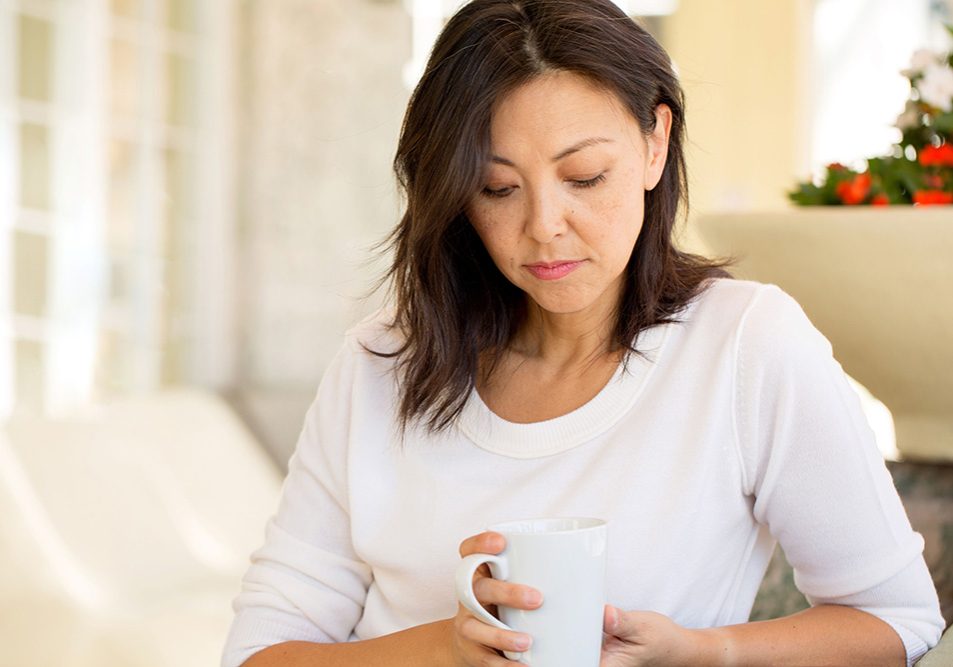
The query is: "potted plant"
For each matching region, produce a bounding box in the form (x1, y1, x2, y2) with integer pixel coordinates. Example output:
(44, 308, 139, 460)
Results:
(788, 25, 953, 207)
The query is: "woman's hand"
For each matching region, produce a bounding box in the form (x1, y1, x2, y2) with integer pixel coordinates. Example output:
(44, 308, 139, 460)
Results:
(448, 531, 543, 666)
(600, 605, 718, 667)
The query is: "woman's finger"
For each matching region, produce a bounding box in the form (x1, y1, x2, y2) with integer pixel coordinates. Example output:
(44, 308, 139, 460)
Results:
(474, 576, 543, 611)
(458, 531, 506, 557)
(462, 643, 525, 667)
(457, 612, 534, 656)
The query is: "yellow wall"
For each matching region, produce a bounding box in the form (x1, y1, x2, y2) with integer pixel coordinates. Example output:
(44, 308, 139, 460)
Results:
(663, 0, 813, 246)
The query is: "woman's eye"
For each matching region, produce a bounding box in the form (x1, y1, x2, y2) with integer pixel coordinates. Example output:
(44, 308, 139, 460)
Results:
(571, 173, 606, 189)
(480, 173, 605, 198)
(481, 186, 514, 198)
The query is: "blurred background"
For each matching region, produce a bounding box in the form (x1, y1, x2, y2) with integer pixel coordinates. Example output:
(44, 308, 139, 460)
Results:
(2, 1, 952, 665)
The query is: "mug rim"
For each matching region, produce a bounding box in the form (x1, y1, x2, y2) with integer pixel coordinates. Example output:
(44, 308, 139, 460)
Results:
(488, 516, 606, 535)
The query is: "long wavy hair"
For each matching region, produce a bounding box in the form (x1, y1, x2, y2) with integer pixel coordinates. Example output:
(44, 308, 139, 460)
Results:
(374, 0, 732, 434)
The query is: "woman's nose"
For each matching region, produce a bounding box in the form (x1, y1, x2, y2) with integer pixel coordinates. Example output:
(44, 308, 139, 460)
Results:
(523, 188, 569, 244)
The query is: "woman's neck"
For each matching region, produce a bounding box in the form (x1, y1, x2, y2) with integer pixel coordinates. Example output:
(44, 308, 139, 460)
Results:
(510, 298, 620, 374)
(476, 297, 624, 423)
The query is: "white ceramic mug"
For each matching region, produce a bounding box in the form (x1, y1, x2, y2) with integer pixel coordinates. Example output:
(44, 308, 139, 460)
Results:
(455, 517, 607, 666)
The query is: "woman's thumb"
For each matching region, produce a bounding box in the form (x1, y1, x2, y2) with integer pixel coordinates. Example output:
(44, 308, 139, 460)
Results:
(604, 604, 620, 633)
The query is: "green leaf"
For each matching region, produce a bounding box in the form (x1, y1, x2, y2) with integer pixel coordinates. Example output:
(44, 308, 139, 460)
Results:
(933, 111, 953, 135)
(788, 181, 840, 206)
(899, 125, 933, 150)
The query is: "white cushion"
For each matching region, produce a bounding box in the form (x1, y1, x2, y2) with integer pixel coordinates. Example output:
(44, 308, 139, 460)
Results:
(0, 388, 282, 667)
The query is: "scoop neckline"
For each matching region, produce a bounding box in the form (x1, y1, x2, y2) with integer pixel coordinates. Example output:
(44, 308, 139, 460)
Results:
(456, 322, 671, 459)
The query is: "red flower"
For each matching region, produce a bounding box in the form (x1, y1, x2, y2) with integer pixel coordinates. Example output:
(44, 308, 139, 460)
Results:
(926, 174, 945, 189)
(918, 144, 953, 168)
(835, 172, 872, 205)
(871, 193, 890, 206)
(912, 189, 953, 205)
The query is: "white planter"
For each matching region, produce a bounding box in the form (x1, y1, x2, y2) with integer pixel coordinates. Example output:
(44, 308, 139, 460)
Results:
(696, 207, 953, 462)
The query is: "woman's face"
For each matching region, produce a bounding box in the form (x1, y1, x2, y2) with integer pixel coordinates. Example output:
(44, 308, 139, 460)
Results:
(467, 70, 671, 319)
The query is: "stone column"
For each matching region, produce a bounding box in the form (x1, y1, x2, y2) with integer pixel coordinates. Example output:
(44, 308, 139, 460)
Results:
(236, 0, 410, 466)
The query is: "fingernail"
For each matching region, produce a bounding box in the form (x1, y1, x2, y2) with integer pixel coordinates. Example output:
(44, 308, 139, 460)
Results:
(524, 590, 542, 606)
(514, 635, 532, 650)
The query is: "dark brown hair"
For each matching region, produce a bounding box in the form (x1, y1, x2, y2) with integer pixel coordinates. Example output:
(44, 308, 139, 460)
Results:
(376, 0, 731, 433)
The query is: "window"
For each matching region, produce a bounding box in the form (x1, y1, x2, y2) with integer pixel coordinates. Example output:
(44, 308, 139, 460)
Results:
(0, 0, 235, 419)
(810, 0, 953, 174)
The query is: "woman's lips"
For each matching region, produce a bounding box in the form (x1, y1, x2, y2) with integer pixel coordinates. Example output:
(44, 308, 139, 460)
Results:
(524, 260, 585, 281)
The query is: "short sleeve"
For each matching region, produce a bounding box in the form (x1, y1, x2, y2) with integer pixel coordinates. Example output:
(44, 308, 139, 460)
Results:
(733, 284, 944, 663)
(221, 340, 373, 667)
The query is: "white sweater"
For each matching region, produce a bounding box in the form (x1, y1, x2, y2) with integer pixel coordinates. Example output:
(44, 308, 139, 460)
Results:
(222, 279, 944, 667)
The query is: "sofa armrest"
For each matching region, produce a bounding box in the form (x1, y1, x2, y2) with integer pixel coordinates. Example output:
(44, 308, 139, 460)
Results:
(915, 624, 953, 666)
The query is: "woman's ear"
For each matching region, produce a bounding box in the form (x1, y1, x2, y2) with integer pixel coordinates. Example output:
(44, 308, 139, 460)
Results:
(643, 103, 672, 191)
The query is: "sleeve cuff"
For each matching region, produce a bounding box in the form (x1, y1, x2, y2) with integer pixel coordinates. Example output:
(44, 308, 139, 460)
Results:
(881, 617, 930, 667)
(221, 608, 331, 667)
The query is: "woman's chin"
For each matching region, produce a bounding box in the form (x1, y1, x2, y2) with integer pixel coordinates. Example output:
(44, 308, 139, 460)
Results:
(524, 290, 608, 318)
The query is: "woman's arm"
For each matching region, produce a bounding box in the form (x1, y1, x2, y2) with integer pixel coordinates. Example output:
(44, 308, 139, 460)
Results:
(239, 531, 542, 667)
(728, 286, 943, 662)
(700, 605, 905, 666)
(603, 604, 905, 667)
(223, 342, 375, 667)
(241, 620, 454, 667)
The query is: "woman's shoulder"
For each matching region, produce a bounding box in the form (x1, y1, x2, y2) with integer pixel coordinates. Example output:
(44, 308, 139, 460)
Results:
(683, 278, 822, 350)
(341, 304, 406, 358)
(690, 277, 808, 324)
(312, 307, 404, 395)
(689, 277, 830, 362)
(692, 276, 777, 309)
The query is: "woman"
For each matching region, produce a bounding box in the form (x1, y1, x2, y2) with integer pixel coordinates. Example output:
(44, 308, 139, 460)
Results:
(222, 1, 944, 665)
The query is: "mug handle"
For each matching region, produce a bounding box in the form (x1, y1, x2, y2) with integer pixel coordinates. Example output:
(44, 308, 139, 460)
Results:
(454, 553, 513, 632)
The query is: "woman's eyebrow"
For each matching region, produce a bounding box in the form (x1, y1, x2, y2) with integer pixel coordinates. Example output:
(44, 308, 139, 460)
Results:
(490, 136, 614, 166)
